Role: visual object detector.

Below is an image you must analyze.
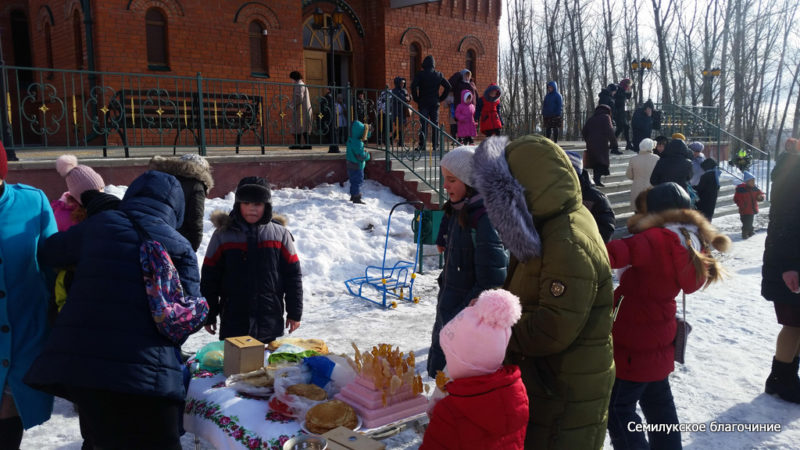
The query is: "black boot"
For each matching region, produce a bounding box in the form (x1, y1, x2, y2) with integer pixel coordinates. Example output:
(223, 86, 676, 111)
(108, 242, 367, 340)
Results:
(352, 194, 365, 204)
(0, 416, 23, 450)
(765, 357, 800, 403)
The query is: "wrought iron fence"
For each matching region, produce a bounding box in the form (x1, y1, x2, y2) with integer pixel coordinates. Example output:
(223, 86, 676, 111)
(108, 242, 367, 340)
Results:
(381, 90, 461, 206)
(0, 65, 466, 205)
(0, 65, 389, 156)
(503, 110, 594, 141)
(662, 103, 771, 199)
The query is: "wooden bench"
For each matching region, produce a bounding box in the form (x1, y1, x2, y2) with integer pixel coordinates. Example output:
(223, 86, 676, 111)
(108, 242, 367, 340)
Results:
(102, 89, 264, 157)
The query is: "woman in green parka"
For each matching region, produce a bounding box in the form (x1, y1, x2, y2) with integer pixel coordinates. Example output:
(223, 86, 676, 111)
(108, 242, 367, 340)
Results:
(473, 135, 615, 450)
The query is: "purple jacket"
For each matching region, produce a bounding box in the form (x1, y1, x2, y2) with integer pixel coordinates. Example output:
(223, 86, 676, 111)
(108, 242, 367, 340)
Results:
(455, 90, 477, 138)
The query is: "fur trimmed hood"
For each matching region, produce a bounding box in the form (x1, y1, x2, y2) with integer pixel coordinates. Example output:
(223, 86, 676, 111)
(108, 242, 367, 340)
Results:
(149, 155, 214, 192)
(210, 209, 287, 231)
(627, 208, 731, 252)
(473, 136, 543, 261)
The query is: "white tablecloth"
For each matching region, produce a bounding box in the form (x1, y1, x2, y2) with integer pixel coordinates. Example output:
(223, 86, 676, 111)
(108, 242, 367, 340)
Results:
(184, 370, 303, 450)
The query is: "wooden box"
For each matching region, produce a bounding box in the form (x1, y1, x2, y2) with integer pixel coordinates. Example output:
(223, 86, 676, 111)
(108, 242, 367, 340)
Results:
(223, 336, 264, 376)
(322, 426, 385, 450)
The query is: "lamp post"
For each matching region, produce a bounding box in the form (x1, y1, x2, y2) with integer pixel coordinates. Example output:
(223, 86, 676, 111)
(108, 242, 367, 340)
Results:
(630, 57, 653, 105)
(312, 7, 344, 144)
(312, 7, 344, 88)
(701, 67, 722, 107)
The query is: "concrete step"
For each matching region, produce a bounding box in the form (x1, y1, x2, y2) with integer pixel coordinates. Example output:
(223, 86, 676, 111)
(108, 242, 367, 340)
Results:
(605, 183, 736, 207)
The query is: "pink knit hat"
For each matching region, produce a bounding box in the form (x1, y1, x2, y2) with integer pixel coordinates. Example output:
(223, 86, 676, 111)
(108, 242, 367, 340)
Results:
(55, 155, 105, 204)
(439, 289, 522, 379)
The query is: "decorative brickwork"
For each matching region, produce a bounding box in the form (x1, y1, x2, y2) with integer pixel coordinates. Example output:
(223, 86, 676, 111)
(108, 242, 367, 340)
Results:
(12, 0, 498, 91)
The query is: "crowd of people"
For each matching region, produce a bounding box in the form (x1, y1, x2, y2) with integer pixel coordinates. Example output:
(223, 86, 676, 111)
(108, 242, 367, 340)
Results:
(2, 67, 800, 450)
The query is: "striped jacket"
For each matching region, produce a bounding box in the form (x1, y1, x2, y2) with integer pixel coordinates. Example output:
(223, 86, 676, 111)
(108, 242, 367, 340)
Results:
(201, 211, 302, 343)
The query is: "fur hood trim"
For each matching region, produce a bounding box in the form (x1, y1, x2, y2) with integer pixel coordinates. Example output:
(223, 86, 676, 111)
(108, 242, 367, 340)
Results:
(473, 136, 542, 261)
(627, 208, 731, 252)
(210, 210, 288, 231)
(149, 155, 214, 192)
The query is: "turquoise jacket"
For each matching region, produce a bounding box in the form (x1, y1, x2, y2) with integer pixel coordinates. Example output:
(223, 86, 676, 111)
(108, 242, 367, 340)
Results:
(0, 183, 56, 429)
(346, 121, 371, 170)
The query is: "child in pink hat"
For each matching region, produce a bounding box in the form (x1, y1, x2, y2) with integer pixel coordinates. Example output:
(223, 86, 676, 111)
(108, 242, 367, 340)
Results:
(51, 155, 105, 231)
(421, 289, 529, 450)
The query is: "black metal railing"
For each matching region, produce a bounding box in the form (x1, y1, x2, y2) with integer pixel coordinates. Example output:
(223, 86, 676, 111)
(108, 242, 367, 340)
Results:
(381, 90, 461, 206)
(0, 65, 390, 156)
(659, 103, 771, 199)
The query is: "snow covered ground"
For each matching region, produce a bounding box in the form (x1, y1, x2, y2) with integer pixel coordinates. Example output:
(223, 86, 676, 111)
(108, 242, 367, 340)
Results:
(20, 180, 800, 449)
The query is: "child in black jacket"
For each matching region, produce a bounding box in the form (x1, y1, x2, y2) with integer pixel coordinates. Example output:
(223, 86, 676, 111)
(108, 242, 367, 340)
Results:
(202, 177, 303, 343)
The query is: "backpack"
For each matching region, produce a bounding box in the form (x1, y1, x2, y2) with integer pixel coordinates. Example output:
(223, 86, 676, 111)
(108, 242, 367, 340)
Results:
(126, 213, 208, 345)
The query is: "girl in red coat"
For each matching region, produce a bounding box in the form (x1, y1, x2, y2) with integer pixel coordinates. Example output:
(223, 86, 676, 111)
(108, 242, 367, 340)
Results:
(421, 289, 528, 450)
(606, 182, 730, 450)
(733, 171, 765, 239)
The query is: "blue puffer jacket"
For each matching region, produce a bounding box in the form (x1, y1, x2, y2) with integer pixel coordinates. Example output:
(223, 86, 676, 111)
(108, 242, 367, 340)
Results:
(0, 183, 57, 429)
(24, 171, 200, 402)
(541, 81, 563, 117)
(427, 195, 508, 377)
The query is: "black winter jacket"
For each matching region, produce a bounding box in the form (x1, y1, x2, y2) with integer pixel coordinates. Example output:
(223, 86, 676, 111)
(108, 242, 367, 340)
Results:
(614, 88, 631, 119)
(428, 195, 507, 376)
(25, 171, 200, 402)
(598, 89, 615, 111)
(650, 140, 693, 190)
(149, 156, 214, 251)
(201, 211, 303, 344)
(391, 77, 411, 119)
(410, 56, 451, 108)
(695, 169, 720, 222)
(763, 152, 800, 304)
(631, 107, 654, 150)
(578, 170, 616, 243)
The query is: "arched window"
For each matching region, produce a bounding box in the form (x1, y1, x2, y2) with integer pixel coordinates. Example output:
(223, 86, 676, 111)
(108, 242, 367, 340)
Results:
(73, 11, 83, 69)
(466, 49, 476, 80)
(145, 8, 169, 70)
(44, 22, 54, 70)
(249, 21, 268, 76)
(409, 42, 421, 80)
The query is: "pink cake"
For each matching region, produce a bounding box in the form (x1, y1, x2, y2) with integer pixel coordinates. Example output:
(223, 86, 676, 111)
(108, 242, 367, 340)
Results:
(336, 344, 428, 429)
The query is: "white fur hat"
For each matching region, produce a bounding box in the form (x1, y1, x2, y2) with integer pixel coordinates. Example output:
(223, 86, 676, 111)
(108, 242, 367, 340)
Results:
(440, 146, 476, 186)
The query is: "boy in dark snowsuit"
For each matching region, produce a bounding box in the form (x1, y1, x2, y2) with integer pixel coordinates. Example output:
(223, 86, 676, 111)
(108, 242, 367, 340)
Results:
(202, 177, 303, 343)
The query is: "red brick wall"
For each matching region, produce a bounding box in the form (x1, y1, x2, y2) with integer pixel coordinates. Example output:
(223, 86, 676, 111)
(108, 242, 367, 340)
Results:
(378, 0, 500, 90)
(21, 1, 498, 92)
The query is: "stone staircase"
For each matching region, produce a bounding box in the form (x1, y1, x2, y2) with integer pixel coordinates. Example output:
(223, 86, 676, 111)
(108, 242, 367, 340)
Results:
(601, 151, 741, 238)
(374, 141, 741, 238)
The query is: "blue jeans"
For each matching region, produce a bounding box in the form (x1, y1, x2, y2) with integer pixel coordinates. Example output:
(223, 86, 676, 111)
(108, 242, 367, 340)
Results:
(607, 377, 682, 450)
(348, 168, 364, 197)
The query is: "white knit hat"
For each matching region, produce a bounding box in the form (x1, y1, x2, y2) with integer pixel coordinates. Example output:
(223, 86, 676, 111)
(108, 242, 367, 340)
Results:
(639, 138, 656, 152)
(440, 146, 476, 186)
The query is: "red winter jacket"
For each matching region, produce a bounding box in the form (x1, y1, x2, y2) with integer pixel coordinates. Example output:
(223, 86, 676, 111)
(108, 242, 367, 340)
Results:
(606, 210, 707, 382)
(421, 365, 528, 450)
(733, 183, 764, 215)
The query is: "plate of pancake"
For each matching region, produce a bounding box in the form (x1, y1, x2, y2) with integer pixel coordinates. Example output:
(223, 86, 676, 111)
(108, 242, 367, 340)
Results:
(301, 400, 361, 435)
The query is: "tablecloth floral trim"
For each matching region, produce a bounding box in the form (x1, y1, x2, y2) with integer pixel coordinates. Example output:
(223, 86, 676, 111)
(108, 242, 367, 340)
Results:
(186, 398, 295, 449)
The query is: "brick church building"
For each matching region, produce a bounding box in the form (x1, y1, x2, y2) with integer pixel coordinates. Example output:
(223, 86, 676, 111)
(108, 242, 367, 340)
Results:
(1, 0, 500, 93)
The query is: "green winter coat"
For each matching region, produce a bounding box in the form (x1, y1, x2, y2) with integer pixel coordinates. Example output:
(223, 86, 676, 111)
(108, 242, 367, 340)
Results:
(346, 121, 370, 170)
(473, 135, 615, 450)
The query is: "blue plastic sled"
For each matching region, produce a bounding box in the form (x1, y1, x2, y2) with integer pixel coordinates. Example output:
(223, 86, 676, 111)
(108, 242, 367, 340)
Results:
(345, 201, 424, 309)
